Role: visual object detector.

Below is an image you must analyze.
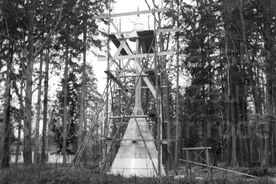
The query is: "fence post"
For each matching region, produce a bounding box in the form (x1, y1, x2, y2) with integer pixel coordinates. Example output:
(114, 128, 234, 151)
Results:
(186, 149, 189, 176)
(205, 148, 212, 180)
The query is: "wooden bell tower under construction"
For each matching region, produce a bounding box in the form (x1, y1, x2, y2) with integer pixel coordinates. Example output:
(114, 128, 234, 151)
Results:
(98, 8, 176, 177)
(108, 20, 166, 177)
(69, 6, 180, 177)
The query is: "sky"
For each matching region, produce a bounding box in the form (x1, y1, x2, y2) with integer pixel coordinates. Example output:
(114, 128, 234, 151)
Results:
(92, 0, 158, 93)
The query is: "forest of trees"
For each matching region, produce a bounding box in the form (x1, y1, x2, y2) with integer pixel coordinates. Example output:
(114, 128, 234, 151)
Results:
(0, 0, 276, 174)
(170, 0, 276, 168)
(0, 0, 109, 168)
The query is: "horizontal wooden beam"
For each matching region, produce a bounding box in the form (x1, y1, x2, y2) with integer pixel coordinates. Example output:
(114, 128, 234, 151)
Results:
(109, 115, 149, 119)
(110, 28, 181, 36)
(182, 147, 212, 151)
(102, 138, 175, 144)
(114, 121, 156, 125)
(115, 86, 152, 91)
(93, 8, 170, 20)
(106, 68, 176, 74)
(115, 85, 168, 90)
(114, 74, 149, 78)
(98, 51, 174, 61)
(157, 28, 182, 33)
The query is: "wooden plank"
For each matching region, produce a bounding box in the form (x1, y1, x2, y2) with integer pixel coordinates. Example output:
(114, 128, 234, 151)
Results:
(120, 41, 133, 56)
(133, 61, 157, 99)
(113, 43, 125, 57)
(109, 35, 131, 55)
(116, 86, 150, 90)
(107, 68, 176, 73)
(110, 28, 181, 35)
(98, 51, 173, 61)
(193, 151, 206, 163)
(93, 8, 171, 20)
(205, 148, 212, 180)
(114, 74, 149, 78)
(182, 147, 212, 151)
(179, 159, 259, 179)
(123, 59, 132, 69)
(115, 121, 156, 125)
(104, 71, 128, 92)
(109, 115, 149, 119)
(109, 69, 136, 73)
(186, 149, 189, 175)
(157, 28, 182, 33)
(114, 51, 174, 60)
(102, 138, 174, 144)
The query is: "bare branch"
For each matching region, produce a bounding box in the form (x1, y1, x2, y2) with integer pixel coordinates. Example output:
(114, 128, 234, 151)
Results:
(144, 0, 152, 10)
(144, 0, 162, 26)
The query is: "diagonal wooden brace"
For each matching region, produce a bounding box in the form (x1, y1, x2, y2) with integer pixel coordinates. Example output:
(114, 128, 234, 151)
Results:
(133, 61, 156, 99)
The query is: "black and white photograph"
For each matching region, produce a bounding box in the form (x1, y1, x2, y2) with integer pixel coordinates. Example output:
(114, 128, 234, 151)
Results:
(0, 0, 276, 183)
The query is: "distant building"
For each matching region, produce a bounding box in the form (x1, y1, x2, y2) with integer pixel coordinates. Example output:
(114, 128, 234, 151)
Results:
(10, 145, 74, 164)
(10, 151, 74, 164)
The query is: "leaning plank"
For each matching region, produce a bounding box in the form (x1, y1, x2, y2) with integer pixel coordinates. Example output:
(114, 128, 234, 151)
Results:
(179, 159, 259, 179)
(133, 62, 156, 99)
(104, 71, 128, 92)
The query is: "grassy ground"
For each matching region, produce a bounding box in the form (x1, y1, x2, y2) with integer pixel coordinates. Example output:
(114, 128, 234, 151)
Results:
(0, 165, 275, 184)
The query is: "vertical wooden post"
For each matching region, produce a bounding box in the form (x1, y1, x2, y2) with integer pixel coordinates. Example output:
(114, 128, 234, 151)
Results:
(186, 149, 189, 176)
(103, 2, 111, 166)
(151, 9, 161, 176)
(133, 37, 143, 115)
(174, 3, 181, 173)
(205, 148, 212, 180)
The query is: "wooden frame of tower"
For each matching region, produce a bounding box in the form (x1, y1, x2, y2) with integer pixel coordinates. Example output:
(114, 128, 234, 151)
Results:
(69, 5, 181, 177)
(97, 8, 178, 176)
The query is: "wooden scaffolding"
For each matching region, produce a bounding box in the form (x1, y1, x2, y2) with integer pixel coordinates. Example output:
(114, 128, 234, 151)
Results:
(69, 6, 181, 177)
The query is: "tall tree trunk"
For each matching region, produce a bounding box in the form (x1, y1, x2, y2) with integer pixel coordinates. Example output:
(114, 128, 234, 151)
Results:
(223, 3, 231, 166)
(24, 0, 34, 165)
(250, 39, 261, 166)
(15, 124, 22, 165)
(41, 51, 49, 164)
(239, 0, 250, 166)
(34, 54, 44, 164)
(174, 30, 180, 172)
(231, 96, 238, 166)
(41, 0, 49, 164)
(235, 86, 243, 166)
(262, 10, 274, 167)
(15, 79, 24, 165)
(62, 46, 69, 164)
(1, 43, 13, 168)
(79, 12, 87, 164)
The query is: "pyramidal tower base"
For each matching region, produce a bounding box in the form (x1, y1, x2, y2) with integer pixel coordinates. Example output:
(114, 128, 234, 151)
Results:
(110, 117, 166, 177)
